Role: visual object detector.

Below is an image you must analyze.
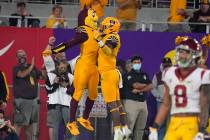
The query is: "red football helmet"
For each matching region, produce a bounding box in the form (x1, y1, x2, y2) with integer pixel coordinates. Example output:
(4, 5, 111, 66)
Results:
(175, 37, 202, 68)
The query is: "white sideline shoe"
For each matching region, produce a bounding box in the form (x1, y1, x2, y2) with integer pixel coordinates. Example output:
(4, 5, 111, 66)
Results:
(122, 126, 132, 140)
(114, 128, 124, 140)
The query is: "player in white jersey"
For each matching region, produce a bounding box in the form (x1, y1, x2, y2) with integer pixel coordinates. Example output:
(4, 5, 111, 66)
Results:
(149, 36, 210, 140)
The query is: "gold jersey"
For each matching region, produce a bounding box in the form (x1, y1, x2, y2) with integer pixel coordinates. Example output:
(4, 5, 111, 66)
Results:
(98, 33, 120, 72)
(78, 26, 99, 66)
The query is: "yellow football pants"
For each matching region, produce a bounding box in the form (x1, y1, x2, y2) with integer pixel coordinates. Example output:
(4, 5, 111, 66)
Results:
(164, 116, 199, 140)
(100, 69, 120, 103)
(73, 61, 99, 101)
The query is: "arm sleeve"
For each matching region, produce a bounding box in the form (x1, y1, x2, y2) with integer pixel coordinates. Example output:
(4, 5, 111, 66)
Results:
(52, 27, 88, 53)
(43, 55, 55, 73)
(47, 73, 56, 85)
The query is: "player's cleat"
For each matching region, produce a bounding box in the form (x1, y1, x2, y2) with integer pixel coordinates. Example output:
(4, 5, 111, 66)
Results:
(122, 126, 132, 140)
(77, 117, 94, 131)
(114, 128, 124, 140)
(66, 121, 80, 136)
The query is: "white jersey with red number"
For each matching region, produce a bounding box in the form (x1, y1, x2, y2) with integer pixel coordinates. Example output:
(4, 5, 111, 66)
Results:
(162, 66, 210, 115)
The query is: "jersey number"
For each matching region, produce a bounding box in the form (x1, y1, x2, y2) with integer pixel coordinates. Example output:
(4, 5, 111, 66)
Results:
(174, 85, 187, 107)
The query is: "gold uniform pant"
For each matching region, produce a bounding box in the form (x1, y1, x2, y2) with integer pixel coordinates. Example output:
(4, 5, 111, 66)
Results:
(164, 116, 198, 140)
(100, 69, 120, 103)
(73, 61, 99, 101)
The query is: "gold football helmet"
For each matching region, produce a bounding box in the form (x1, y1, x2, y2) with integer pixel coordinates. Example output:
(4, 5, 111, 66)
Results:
(100, 17, 120, 34)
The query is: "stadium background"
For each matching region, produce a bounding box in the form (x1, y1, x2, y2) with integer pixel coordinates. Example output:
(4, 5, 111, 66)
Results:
(0, 27, 208, 139)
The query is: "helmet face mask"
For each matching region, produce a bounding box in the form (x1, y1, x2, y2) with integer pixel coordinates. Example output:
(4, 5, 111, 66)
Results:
(175, 38, 202, 68)
(175, 47, 193, 68)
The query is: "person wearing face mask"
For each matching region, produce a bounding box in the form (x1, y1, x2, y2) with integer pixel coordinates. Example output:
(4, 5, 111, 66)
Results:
(151, 57, 172, 140)
(12, 49, 43, 140)
(122, 55, 152, 140)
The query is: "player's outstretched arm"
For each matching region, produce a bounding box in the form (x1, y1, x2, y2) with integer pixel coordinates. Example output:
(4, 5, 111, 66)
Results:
(52, 27, 88, 54)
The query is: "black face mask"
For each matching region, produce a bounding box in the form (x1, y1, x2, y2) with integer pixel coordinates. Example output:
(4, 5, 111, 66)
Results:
(18, 57, 27, 65)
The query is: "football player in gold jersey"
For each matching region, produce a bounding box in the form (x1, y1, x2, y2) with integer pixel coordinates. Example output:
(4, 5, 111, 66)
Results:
(43, 7, 99, 136)
(94, 17, 131, 140)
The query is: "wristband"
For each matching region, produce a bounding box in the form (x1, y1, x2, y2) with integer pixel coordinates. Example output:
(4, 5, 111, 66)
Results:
(98, 40, 105, 48)
(152, 122, 160, 129)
